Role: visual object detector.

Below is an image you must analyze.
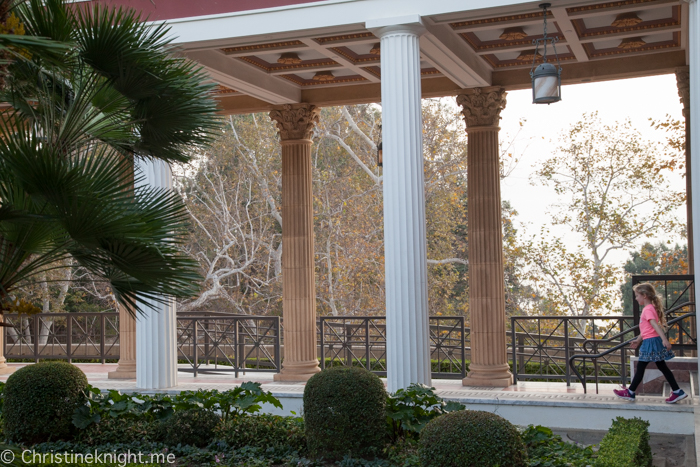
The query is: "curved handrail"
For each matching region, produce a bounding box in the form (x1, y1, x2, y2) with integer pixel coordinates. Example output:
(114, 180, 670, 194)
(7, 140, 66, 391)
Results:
(568, 304, 696, 393)
(581, 301, 695, 354)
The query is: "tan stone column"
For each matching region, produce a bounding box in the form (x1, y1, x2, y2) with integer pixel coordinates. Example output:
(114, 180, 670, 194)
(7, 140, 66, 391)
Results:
(108, 305, 136, 378)
(0, 316, 15, 375)
(457, 87, 513, 387)
(269, 104, 321, 382)
(677, 67, 693, 274)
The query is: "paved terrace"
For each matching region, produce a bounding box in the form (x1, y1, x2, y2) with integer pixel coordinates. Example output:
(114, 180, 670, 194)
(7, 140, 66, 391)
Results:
(2, 363, 698, 434)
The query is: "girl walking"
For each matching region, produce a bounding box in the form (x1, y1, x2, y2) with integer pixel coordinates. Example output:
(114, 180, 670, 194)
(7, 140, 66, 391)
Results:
(613, 282, 687, 403)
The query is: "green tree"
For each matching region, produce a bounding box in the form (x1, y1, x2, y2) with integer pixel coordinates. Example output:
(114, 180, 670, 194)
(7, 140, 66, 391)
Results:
(0, 0, 219, 314)
(527, 112, 684, 316)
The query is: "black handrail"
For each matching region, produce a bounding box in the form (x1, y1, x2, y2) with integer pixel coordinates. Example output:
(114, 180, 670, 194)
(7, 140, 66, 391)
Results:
(581, 301, 694, 354)
(569, 302, 695, 394)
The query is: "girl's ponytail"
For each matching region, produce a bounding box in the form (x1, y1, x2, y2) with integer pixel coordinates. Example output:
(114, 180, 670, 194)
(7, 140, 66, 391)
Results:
(633, 283, 666, 328)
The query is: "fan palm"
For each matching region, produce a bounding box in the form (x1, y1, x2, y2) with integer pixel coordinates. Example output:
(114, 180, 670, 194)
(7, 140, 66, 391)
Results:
(0, 0, 219, 313)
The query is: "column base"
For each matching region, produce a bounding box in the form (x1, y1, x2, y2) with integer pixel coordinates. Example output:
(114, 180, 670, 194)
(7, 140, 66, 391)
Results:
(463, 363, 513, 387)
(108, 361, 136, 379)
(0, 363, 15, 375)
(273, 359, 320, 382)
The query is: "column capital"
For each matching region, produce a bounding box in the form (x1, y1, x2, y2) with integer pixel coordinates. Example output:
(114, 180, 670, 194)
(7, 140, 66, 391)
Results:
(676, 66, 690, 114)
(269, 103, 320, 141)
(366, 15, 425, 38)
(456, 87, 507, 129)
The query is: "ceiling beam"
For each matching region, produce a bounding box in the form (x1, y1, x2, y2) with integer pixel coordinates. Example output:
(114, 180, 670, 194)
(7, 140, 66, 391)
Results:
(185, 49, 301, 104)
(298, 37, 380, 83)
(550, 7, 588, 62)
(421, 22, 492, 88)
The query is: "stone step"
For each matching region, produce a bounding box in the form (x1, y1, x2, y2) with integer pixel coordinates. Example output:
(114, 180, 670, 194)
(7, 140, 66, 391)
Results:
(690, 370, 698, 396)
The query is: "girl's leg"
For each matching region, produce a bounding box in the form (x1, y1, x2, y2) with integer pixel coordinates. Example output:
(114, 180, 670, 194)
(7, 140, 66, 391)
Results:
(629, 361, 649, 392)
(655, 360, 680, 392)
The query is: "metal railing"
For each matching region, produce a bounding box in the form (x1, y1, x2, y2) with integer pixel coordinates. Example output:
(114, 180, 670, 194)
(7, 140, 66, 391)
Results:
(510, 314, 634, 385)
(569, 302, 696, 393)
(176, 314, 281, 377)
(319, 316, 467, 379)
(3, 312, 119, 363)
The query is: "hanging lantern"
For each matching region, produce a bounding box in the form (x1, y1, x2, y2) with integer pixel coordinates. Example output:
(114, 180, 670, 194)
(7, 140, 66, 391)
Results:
(530, 3, 562, 104)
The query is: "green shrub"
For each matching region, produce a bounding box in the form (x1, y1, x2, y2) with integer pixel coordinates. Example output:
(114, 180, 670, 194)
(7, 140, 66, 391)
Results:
(304, 367, 387, 460)
(4, 362, 88, 444)
(595, 417, 652, 467)
(157, 409, 221, 447)
(521, 425, 594, 466)
(75, 417, 160, 445)
(419, 410, 527, 467)
(215, 413, 306, 454)
(386, 383, 464, 442)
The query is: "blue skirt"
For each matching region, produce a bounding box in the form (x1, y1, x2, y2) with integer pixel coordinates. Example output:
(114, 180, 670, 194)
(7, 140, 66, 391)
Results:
(638, 336, 675, 362)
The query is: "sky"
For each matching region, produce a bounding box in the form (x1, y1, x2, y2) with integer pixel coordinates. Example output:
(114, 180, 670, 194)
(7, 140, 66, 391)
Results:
(495, 73, 685, 266)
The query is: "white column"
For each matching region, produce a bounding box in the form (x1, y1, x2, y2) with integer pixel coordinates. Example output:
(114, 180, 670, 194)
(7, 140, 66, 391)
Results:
(688, 0, 700, 370)
(367, 16, 430, 392)
(135, 158, 178, 390)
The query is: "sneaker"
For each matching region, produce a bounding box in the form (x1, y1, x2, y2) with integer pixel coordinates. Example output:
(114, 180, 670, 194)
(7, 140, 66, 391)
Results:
(665, 390, 688, 404)
(613, 388, 635, 401)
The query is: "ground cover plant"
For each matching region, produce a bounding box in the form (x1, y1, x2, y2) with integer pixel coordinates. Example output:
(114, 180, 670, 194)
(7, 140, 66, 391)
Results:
(0, 364, 644, 466)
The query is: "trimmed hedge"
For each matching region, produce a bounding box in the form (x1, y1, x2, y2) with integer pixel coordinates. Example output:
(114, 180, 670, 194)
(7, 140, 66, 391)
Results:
(304, 367, 386, 460)
(76, 417, 159, 445)
(419, 410, 527, 467)
(215, 413, 306, 454)
(4, 362, 88, 444)
(595, 417, 652, 467)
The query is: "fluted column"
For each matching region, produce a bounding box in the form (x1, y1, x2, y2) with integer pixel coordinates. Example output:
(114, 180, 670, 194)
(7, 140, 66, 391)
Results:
(677, 67, 693, 274)
(686, 0, 700, 368)
(135, 158, 178, 389)
(109, 305, 136, 378)
(0, 316, 15, 375)
(457, 87, 513, 387)
(367, 16, 430, 392)
(270, 104, 321, 382)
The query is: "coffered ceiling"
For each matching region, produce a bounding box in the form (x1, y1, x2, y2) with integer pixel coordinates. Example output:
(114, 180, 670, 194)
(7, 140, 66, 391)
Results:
(163, 0, 688, 114)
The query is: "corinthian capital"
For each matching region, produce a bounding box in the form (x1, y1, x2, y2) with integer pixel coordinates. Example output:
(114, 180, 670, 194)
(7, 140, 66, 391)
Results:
(269, 104, 320, 140)
(676, 66, 690, 114)
(456, 87, 507, 128)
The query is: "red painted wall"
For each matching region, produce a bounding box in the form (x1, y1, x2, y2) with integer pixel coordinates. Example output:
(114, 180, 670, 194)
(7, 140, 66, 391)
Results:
(88, 0, 325, 21)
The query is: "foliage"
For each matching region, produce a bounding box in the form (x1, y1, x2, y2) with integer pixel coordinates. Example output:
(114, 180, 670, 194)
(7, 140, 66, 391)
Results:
(385, 383, 464, 442)
(620, 242, 689, 315)
(304, 367, 387, 460)
(72, 382, 282, 429)
(215, 413, 306, 454)
(526, 112, 685, 316)
(75, 417, 159, 445)
(158, 408, 221, 448)
(594, 417, 652, 467)
(0, 0, 219, 314)
(4, 361, 88, 444)
(419, 410, 527, 467)
(521, 425, 595, 467)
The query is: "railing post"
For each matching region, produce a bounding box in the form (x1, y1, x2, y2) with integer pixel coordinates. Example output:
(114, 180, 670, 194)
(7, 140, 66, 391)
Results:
(511, 317, 517, 383)
(564, 317, 570, 386)
(33, 315, 39, 363)
(100, 314, 106, 364)
(365, 318, 370, 371)
(461, 317, 466, 379)
(234, 318, 239, 378)
(67, 315, 72, 363)
(193, 320, 198, 378)
(320, 318, 325, 370)
(274, 317, 281, 374)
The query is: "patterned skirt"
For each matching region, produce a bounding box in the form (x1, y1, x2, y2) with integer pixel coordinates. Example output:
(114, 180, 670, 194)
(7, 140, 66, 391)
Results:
(638, 336, 675, 362)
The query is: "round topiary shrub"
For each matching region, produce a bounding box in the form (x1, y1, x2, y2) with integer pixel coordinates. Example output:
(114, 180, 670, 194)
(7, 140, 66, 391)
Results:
(419, 410, 527, 467)
(303, 366, 387, 460)
(4, 361, 88, 444)
(158, 409, 221, 447)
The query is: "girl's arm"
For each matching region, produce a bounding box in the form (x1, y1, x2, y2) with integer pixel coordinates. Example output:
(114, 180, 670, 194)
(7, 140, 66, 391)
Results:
(649, 319, 672, 350)
(629, 334, 643, 349)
